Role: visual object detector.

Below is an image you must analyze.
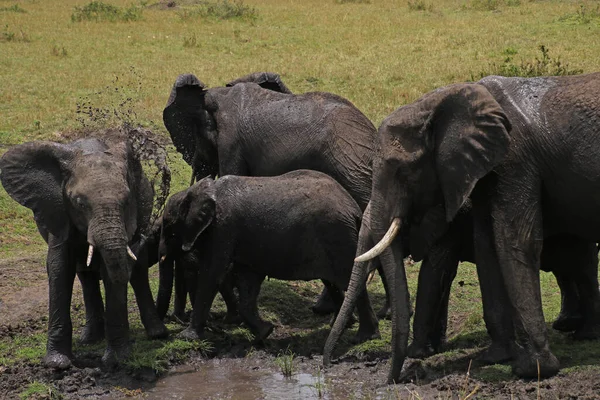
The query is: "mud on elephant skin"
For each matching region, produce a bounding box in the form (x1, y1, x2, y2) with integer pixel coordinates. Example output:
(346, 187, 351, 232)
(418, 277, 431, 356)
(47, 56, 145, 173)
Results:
(158, 170, 380, 346)
(0, 137, 168, 369)
(331, 73, 600, 383)
(163, 71, 381, 316)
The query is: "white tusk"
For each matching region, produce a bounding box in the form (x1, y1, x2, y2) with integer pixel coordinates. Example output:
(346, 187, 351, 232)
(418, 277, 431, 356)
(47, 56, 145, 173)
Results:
(355, 218, 401, 263)
(366, 270, 377, 284)
(160, 255, 166, 263)
(127, 246, 137, 261)
(86, 244, 94, 267)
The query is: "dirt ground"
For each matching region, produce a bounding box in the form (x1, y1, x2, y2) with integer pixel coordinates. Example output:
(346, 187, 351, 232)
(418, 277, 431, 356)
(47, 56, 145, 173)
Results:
(1, 252, 600, 399)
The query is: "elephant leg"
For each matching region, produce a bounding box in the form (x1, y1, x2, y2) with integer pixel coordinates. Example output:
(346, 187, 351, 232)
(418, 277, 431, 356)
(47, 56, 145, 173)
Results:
(491, 185, 558, 378)
(472, 202, 514, 365)
(219, 271, 241, 324)
(77, 270, 105, 344)
(376, 265, 393, 320)
(236, 269, 273, 341)
(101, 273, 131, 367)
(322, 280, 345, 325)
(311, 288, 337, 316)
(553, 272, 583, 332)
(173, 259, 187, 321)
(409, 234, 460, 359)
(352, 279, 380, 343)
(572, 242, 600, 340)
(44, 236, 76, 369)
(130, 263, 168, 339)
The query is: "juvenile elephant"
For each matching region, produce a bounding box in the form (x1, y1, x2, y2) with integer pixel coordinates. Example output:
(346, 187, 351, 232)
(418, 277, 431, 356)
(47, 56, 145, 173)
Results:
(158, 170, 380, 343)
(335, 73, 600, 382)
(163, 71, 379, 315)
(0, 137, 168, 368)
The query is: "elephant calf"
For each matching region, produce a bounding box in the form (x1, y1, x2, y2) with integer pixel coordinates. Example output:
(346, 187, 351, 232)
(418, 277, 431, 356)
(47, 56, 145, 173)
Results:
(159, 170, 380, 343)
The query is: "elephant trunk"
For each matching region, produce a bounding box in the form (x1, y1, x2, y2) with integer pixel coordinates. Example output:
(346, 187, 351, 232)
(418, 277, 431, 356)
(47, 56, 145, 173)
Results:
(156, 256, 174, 320)
(89, 218, 132, 285)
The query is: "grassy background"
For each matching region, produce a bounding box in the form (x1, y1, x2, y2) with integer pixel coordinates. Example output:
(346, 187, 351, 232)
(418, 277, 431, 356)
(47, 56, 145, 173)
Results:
(2, 0, 600, 396)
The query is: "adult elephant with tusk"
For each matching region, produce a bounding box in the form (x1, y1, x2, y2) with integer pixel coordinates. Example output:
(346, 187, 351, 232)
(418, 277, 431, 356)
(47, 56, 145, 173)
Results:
(0, 136, 168, 369)
(326, 73, 600, 383)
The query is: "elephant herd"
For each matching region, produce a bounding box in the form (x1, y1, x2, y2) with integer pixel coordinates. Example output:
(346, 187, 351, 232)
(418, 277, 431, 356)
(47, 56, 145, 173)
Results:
(1, 71, 599, 384)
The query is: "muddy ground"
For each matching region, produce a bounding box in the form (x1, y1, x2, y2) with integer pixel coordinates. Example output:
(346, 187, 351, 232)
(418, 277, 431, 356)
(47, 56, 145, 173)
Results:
(1, 251, 600, 399)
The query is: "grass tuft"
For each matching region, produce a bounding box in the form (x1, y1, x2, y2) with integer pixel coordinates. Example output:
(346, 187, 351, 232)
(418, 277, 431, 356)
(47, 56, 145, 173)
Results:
(407, 0, 433, 12)
(177, 0, 258, 21)
(274, 347, 295, 377)
(335, 0, 371, 4)
(473, 45, 583, 79)
(71, 1, 143, 22)
(559, 4, 600, 25)
(124, 338, 213, 373)
(51, 45, 68, 57)
(0, 4, 27, 13)
(2, 25, 31, 42)
(19, 382, 63, 400)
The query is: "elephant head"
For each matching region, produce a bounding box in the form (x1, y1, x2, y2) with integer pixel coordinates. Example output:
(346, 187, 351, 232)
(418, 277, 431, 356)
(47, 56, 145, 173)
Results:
(156, 176, 216, 318)
(163, 72, 292, 183)
(0, 138, 147, 285)
(354, 83, 511, 383)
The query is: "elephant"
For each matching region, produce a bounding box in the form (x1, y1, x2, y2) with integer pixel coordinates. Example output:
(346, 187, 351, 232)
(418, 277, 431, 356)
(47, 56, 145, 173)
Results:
(328, 73, 600, 382)
(163, 71, 381, 316)
(157, 170, 380, 343)
(0, 137, 168, 369)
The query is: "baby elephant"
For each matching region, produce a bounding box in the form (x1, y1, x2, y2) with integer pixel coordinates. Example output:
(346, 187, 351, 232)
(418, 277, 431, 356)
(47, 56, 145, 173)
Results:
(159, 170, 380, 343)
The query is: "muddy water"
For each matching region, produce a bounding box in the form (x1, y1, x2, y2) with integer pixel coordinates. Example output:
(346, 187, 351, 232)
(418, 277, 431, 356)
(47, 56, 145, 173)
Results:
(146, 359, 368, 400)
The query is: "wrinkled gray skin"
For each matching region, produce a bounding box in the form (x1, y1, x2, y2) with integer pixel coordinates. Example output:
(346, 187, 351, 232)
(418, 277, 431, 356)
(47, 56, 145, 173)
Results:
(153, 215, 240, 324)
(0, 138, 168, 369)
(159, 171, 380, 343)
(163, 71, 385, 316)
(328, 73, 600, 383)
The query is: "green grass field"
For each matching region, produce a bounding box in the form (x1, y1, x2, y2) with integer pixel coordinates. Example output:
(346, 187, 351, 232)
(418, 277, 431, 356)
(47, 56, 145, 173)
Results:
(2, 0, 600, 397)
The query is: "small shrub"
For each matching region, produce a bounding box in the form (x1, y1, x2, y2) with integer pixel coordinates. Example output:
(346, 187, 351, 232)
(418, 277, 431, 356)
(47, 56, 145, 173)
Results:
(408, 0, 433, 12)
(275, 348, 295, 378)
(2, 25, 31, 42)
(182, 34, 198, 47)
(336, 0, 371, 4)
(19, 382, 63, 400)
(0, 4, 27, 13)
(51, 45, 68, 57)
(177, 0, 258, 21)
(71, 1, 143, 22)
(559, 4, 600, 25)
(472, 45, 583, 79)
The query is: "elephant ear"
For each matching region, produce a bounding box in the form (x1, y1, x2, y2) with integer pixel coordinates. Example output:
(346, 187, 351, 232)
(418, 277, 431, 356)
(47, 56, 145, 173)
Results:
(0, 141, 75, 240)
(180, 177, 216, 252)
(163, 74, 208, 166)
(225, 72, 292, 94)
(419, 83, 511, 221)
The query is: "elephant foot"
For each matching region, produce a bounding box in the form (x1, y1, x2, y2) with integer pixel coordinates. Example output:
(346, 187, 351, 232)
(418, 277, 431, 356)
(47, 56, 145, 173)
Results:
(552, 314, 584, 332)
(223, 312, 243, 325)
(178, 326, 202, 341)
(477, 341, 512, 364)
(512, 350, 559, 379)
(353, 327, 381, 344)
(407, 342, 436, 359)
(311, 291, 337, 316)
(145, 321, 169, 340)
(572, 322, 600, 340)
(102, 342, 132, 368)
(43, 351, 73, 370)
(255, 321, 275, 341)
(376, 303, 391, 320)
(79, 321, 105, 345)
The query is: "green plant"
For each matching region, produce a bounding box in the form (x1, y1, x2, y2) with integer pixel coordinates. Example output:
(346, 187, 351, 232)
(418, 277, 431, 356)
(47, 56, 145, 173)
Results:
(308, 366, 327, 398)
(177, 0, 258, 21)
(336, 0, 371, 4)
(71, 1, 143, 22)
(274, 347, 295, 377)
(472, 45, 583, 79)
(51, 45, 68, 57)
(0, 4, 27, 13)
(2, 25, 31, 42)
(559, 4, 600, 25)
(19, 382, 63, 400)
(408, 0, 433, 12)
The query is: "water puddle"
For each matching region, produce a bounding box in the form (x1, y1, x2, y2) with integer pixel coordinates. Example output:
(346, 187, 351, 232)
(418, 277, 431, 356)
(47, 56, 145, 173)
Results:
(146, 359, 335, 400)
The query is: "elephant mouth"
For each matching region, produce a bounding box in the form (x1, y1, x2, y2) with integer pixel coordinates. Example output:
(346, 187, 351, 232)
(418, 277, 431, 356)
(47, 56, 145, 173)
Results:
(355, 217, 401, 262)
